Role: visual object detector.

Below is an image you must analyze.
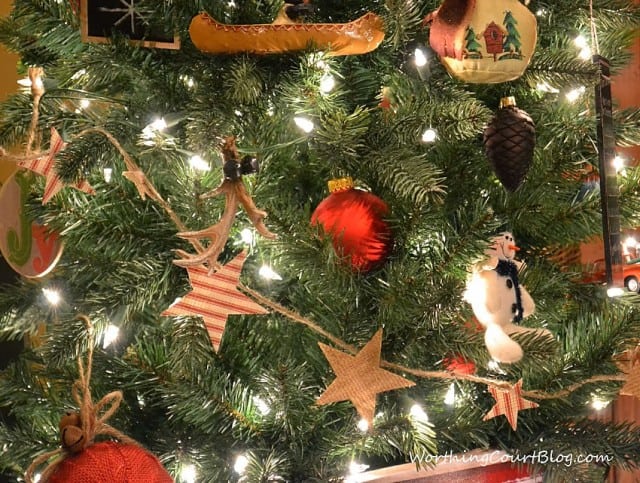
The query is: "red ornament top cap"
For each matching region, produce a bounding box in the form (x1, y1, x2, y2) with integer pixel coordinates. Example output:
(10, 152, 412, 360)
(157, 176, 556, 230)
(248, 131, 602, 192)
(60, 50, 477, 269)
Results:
(328, 177, 354, 193)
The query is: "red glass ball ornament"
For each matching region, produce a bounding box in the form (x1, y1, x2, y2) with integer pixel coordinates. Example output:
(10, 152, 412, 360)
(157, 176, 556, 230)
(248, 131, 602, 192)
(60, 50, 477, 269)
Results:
(48, 441, 173, 483)
(311, 178, 393, 272)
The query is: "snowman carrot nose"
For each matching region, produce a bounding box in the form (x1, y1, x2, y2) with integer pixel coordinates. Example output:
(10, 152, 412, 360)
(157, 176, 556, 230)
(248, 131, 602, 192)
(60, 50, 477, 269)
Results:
(509, 244, 520, 251)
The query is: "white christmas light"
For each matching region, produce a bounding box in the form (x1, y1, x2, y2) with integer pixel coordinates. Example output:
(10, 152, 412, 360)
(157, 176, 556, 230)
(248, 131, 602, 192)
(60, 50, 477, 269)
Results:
(102, 324, 120, 349)
(259, 265, 282, 281)
(421, 128, 437, 143)
(103, 167, 113, 183)
(357, 418, 369, 432)
(536, 8, 548, 17)
(80, 99, 91, 109)
(624, 237, 637, 249)
(234, 454, 249, 474)
(180, 464, 197, 483)
(444, 383, 456, 406)
(240, 228, 254, 245)
(234, 110, 243, 117)
(409, 404, 428, 422)
(565, 86, 586, 103)
(150, 117, 167, 131)
(613, 155, 625, 173)
(579, 47, 592, 60)
(348, 461, 369, 476)
(189, 155, 210, 171)
(536, 82, 559, 94)
(294, 116, 314, 133)
(591, 397, 610, 410)
(180, 74, 195, 88)
(253, 396, 270, 415)
(34, 474, 41, 483)
(319, 74, 335, 93)
(574, 35, 588, 49)
(71, 68, 87, 80)
(414, 47, 428, 67)
(42, 288, 61, 306)
(607, 287, 625, 298)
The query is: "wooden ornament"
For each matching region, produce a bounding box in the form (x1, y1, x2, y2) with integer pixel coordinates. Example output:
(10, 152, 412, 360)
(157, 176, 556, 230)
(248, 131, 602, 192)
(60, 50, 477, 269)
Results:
(316, 330, 415, 426)
(0, 170, 64, 278)
(189, 11, 384, 56)
(427, 0, 537, 83)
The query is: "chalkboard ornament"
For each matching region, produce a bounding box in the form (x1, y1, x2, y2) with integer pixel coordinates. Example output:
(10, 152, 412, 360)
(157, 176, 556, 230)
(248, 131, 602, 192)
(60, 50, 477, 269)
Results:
(189, 8, 384, 56)
(81, 0, 180, 50)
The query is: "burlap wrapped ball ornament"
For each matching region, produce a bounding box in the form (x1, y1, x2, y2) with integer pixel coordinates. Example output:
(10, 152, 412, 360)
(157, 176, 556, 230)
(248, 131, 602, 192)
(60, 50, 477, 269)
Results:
(47, 441, 173, 483)
(311, 177, 393, 272)
(483, 97, 536, 191)
(427, 0, 537, 83)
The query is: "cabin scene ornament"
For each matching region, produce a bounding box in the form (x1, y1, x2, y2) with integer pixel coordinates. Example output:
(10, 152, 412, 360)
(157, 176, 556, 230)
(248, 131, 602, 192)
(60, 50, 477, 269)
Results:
(426, 0, 537, 83)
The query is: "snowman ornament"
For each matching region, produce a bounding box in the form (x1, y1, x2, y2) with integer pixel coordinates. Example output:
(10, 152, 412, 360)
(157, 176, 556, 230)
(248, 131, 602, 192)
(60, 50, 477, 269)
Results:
(464, 232, 550, 363)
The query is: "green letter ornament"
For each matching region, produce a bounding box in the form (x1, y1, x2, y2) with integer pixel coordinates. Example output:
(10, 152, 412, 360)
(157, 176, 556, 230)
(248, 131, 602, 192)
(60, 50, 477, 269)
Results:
(6, 171, 33, 266)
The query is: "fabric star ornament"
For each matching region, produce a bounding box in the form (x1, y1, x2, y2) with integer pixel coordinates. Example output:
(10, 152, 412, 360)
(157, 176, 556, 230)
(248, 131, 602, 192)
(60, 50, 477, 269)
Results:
(316, 330, 415, 426)
(483, 379, 539, 430)
(18, 127, 95, 204)
(162, 251, 268, 351)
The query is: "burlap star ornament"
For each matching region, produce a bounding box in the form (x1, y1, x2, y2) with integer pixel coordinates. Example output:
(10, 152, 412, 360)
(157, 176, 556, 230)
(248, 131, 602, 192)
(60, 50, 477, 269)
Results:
(316, 330, 415, 426)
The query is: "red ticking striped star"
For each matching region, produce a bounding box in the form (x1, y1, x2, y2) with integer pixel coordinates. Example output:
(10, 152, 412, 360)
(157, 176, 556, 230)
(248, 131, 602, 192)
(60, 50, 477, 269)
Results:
(162, 251, 268, 351)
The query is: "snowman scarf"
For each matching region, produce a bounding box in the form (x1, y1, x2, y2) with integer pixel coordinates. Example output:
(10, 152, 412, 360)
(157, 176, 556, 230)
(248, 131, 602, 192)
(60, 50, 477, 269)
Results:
(495, 259, 523, 323)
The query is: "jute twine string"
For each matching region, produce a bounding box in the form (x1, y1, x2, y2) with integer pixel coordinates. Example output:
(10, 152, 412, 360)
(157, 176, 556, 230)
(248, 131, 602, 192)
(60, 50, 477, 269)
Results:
(25, 315, 140, 483)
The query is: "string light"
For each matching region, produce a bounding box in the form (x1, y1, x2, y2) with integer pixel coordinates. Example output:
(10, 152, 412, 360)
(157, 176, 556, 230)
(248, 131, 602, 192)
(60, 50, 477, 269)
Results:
(421, 128, 437, 143)
(180, 464, 197, 483)
(319, 74, 335, 93)
(536, 82, 559, 94)
(356, 418, 369, 432)
(294, 116, 314, 133)
(591, 397, 610, 410)
(102, 324, 120, 349)
(607, 287, 624, 298)
(189, 155, 210, 171)
(259, 265, 282, 281)
(234, 454, 249, 474)
(253, 396, 270, 415)
(42, 288, 61, 306)
(409, 404, 428, 422)
(444, 383, 456, 406)
(565, 86, 586, 103)
(613, 155, 625, 173)
(414, 47, 428, 67)
(624, 237, 637, 249)
(142, 117, 167, 139)
(240, 228, 254, 245)
(34, 474, 41, 483)
(103, 167, 113, 183)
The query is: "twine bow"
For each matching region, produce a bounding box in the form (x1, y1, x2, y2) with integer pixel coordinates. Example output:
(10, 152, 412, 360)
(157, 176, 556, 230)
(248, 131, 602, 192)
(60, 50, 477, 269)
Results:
(25, 315, 140, 483)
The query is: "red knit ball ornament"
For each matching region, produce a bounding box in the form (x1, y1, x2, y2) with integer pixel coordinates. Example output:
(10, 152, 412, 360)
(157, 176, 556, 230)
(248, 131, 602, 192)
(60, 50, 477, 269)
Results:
(311, 178, 393, 272)
(48, 441, 173, 483)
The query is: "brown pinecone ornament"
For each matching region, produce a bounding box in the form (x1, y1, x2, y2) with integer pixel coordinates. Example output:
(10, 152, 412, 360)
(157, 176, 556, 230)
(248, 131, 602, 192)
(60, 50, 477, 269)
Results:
(483, 97, 536, 191)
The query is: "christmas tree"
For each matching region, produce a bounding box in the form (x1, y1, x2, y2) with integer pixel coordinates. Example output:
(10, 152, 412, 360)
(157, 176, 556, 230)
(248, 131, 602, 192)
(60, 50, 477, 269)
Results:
(502, 11, 522, 56)
(1, 0, 640, 482)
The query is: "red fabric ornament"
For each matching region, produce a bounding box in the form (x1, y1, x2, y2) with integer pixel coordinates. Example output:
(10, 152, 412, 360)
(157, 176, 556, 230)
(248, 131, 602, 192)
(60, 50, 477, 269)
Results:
(311, 178, 392, 272)
(444, 355, 476, 375)
(47, 442, 173, 483)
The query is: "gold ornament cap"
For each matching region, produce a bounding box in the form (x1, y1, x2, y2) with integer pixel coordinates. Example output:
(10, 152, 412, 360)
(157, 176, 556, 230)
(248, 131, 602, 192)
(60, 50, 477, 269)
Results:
(500, 96, 517, 108)
(328, 177, 354, 193)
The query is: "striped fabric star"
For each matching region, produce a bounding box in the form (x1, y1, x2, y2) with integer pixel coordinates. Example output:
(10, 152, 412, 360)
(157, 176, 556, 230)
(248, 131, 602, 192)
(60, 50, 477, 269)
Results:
(19, 127, 95, 204)
(483, 379, 539, 431)
(162, 251, 268, 351)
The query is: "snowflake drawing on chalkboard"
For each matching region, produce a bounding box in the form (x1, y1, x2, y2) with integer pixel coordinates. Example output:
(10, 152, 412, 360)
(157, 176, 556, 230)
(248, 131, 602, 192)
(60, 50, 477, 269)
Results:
(99, 0, 148, 33)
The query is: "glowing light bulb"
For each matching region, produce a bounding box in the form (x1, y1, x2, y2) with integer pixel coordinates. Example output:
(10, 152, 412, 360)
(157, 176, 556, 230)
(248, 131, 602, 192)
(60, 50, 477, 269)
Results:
(259, 265, 282, 281)
(234, 454, 249, 474)
(150, 117, 167, 131)
(357, 418, 369, 432)
(444, 383, 455, 406)
(536, 82, 559, 94)
(591, 397, 610, 410)
(103, 167, 113, 183)
(574, 35, 588, 49)
(189, 155, 210, 171)
(579, 47, 592, 60)
(319, 74, 335, 93)
(607, 287, 625, 298)
(34, 474, 41, 483)
(79, 99, 90, 109)
(102, 324, 120, 349)
(240, 228, 254, 245)
(180, 464, 197, 483)
(42, 288, 61, 306)
(624, 237, 637, 249)
(613, 155, 625, 173)
(565, 86, 585, 103)
(294, 116, 314, 133)
(421, 128, 437, 143)
(349, 460, 369, 475)
(253, 396, 270, 415)
(409, 404, 428, 422)
(414, 47, 428, 67)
